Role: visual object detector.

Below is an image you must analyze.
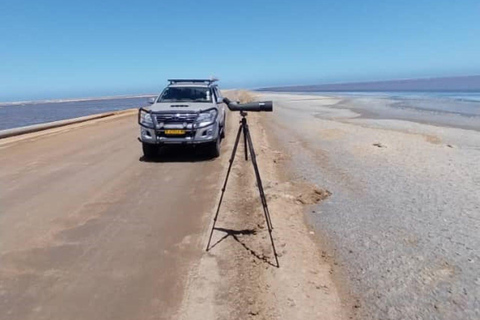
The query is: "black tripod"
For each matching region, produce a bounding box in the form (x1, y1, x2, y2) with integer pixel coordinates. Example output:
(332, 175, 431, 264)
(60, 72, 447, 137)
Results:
(206, 111, 279, 268)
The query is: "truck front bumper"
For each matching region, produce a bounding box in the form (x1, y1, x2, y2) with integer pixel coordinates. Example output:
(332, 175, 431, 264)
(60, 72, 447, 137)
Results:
(139, 123, 219, 145)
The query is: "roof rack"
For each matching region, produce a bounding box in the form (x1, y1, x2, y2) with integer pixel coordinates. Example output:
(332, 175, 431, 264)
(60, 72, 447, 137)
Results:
(168, 78, 218, 85)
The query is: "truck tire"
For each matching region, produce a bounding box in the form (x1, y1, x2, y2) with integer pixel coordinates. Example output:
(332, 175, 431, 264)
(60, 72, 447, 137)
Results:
(220, 126, 225, 139)
(207, 138, 220, 158)
(142, 143, 159, 158)
(220, 114, 226, 139)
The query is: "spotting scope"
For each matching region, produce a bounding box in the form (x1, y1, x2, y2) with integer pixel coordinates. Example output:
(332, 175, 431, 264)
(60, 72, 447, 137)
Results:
(223, 97, 273, 112)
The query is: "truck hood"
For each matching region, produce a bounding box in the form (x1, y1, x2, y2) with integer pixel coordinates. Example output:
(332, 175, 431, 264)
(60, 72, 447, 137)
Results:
(146, 102, 216, 113)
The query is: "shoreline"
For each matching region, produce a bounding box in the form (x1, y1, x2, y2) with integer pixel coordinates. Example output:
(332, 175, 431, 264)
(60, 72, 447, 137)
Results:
(259, 104, 361, 316)
(257, 111, 359, 318)
(0, 94, 155, 106)
(2, 89, 264, 108)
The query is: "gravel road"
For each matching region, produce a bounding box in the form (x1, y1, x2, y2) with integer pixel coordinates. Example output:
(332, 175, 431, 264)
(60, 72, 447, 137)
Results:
(259, 93, 480, 320)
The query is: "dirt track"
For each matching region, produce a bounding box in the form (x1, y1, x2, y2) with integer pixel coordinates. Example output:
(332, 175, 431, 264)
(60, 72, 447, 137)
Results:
(0, 114, 224, 319)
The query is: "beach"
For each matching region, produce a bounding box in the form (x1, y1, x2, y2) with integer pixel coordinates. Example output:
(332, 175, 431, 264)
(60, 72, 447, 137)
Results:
(256, 92, 480, 319)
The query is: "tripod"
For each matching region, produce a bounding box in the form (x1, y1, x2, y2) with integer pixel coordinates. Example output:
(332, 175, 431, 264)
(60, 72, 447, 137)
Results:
(206, 111, 279, 268)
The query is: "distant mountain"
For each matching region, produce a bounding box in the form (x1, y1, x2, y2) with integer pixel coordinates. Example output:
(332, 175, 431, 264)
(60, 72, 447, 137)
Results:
(259, 75, 480, 92)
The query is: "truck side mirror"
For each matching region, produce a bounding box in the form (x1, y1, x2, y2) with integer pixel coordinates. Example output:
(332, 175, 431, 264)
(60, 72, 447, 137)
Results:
(147, 97, 155, 105)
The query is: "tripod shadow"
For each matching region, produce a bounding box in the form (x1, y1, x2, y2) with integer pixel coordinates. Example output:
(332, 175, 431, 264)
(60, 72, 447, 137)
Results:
(208, 227, 278, 267)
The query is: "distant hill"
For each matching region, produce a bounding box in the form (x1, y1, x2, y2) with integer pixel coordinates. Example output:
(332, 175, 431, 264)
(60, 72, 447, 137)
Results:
(259, 75, 480, 92)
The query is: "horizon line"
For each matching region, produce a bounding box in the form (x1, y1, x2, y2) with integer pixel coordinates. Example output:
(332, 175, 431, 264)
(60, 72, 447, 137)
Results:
(2, 74, 480, 104)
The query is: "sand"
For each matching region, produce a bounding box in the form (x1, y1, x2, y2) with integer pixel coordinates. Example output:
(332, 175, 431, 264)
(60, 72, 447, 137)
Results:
(178, 110, 349, 319)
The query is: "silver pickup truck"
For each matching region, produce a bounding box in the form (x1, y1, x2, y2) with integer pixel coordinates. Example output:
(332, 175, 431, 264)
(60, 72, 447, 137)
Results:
(138, 79, 226, 158)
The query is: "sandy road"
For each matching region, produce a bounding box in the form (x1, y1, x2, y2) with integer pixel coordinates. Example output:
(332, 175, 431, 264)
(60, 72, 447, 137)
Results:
(0, 115, 223, 320)
(0, 106, 351, 320)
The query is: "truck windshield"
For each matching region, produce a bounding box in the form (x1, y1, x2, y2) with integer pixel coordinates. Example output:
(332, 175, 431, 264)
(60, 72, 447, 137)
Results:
(158, 87, 212, 103)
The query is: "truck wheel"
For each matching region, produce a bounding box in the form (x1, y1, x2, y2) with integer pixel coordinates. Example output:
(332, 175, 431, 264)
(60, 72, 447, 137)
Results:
(220, 126, 225, 139)
(220, 114, 226, 139)
(142, 143, 158, 158)
(207, 138, 220, 158)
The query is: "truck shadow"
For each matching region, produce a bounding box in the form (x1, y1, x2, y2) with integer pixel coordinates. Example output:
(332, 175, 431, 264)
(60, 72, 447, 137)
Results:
(139, 146, 216, 163)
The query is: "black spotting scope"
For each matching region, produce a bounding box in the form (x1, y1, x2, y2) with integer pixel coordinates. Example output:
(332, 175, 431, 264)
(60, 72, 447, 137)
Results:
(223, 97, 273, 112)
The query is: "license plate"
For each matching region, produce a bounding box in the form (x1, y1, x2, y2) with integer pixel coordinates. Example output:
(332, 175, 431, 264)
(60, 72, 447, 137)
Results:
(164, 129, 186, 135)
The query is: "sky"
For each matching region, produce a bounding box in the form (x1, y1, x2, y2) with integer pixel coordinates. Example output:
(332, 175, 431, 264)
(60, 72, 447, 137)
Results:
(0, 0, 479, 101)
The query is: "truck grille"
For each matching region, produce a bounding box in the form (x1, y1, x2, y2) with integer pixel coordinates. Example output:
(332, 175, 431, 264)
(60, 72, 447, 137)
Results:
(155, 113, 198, 123)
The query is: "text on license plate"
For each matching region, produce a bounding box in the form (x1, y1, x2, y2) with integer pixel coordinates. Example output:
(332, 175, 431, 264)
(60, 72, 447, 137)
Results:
(164, 129, 186, 135)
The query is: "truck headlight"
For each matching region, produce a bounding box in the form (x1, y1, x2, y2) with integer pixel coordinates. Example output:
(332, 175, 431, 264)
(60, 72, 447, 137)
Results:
(195, 109, 217, 128)
(139, 110, 154, 128)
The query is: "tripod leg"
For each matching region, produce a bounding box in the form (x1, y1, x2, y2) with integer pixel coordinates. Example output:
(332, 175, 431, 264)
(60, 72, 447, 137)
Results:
(243, 122, 248, 161)
(244, 124, 279, 267)
(244, 125, 273, 230)
(206, 123, 243, 251)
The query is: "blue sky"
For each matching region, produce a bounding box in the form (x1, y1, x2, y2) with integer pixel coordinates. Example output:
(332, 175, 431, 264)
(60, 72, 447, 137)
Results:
(1, 0, 479, 101)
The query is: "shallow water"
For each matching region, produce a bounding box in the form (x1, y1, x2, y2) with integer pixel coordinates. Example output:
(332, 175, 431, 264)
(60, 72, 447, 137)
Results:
(0, 96, 152, 131)
(308, 92, 480, 131)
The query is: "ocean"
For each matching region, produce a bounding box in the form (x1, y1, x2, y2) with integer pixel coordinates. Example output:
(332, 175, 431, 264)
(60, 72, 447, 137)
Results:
(0, 96, 153, 131)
